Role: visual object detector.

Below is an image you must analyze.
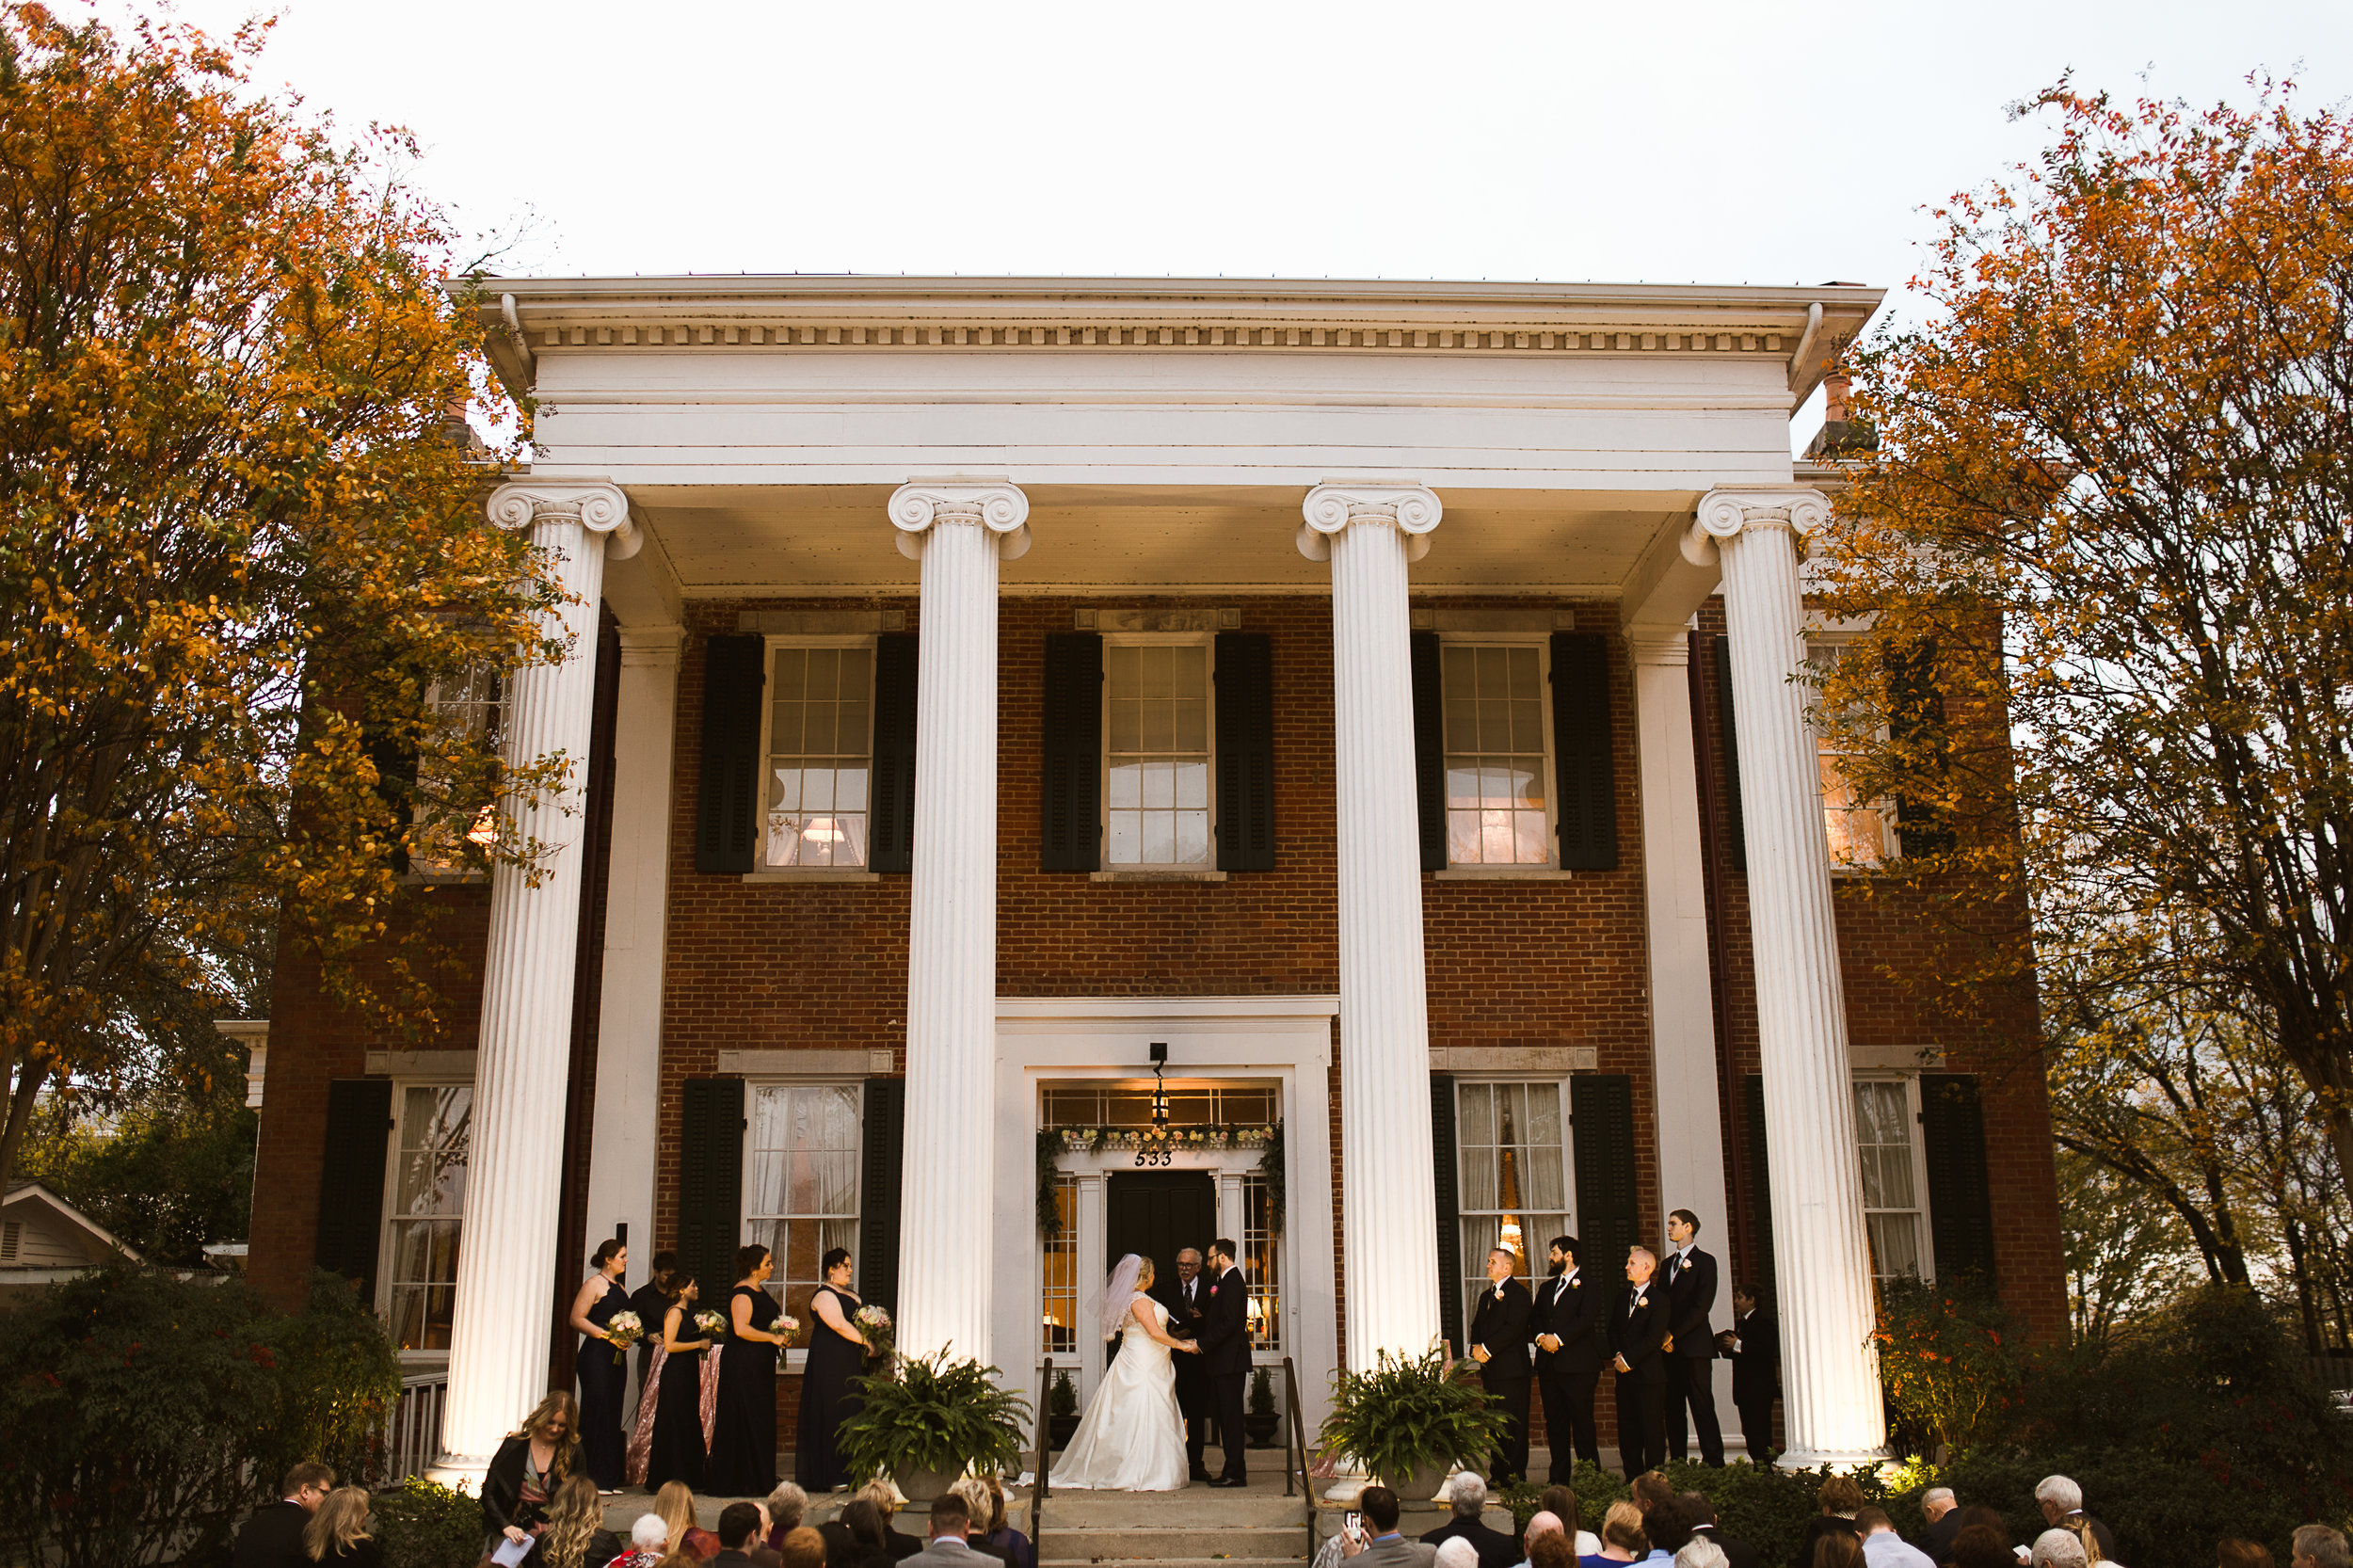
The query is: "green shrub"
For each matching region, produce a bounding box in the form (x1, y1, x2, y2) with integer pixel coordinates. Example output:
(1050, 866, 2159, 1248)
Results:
(260, 1271, 405, 1489)
(371, 1476, 487, 1568)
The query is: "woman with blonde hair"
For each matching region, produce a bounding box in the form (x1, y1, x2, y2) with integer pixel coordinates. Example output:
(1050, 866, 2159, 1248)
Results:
(522, 1474, 623, 1568)
(653, 1480, 720, 1562)
(301, 1485, 381, 1565)
(484, 1391, 583, 1553)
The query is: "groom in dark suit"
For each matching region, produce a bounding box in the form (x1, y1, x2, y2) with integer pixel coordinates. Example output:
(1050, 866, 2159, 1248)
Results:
(1197, 1238, 1251, 1487)
(1151, 1245, 1213, 1480)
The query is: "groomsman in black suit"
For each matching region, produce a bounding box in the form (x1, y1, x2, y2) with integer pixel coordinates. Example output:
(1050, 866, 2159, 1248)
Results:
(1609, 1247, 1670, 1479)
(1151, 1245, 1214, 1480)
(1714, 1281, 1780, 1463)
(1468, 1245, 1534, 1486)
(1660, 1209, 1725, 1467)
(1197, 1238, 1252, 1487)
(1529, 1235, 1607, 1478)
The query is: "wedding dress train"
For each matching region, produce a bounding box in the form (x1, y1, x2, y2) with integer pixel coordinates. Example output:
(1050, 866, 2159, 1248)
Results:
(1052, 1293, 1190, 1491)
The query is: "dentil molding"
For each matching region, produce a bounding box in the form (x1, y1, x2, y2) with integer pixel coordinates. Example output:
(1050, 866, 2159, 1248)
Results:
(485, 479, 643, 561)
(888, 479, 1032, 562)
(1296, 482, 1443, 564)
(1680, 487, 1833, 568)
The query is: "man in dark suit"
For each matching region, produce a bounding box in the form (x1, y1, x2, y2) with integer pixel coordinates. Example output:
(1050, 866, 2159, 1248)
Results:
(1468, 1245, 1534, 1487)
(1659, 1209, 1724, 1467)
(1679, 1493, 1762, 1568)
(1529, 1234, 1607, 1479)
(233, 1463, 332, 1568)
(1198, 1237, 1252, 1486)
(1151, 1244, 1213, 1480)
(1609, 1247, 1670, 1479)
(1714, 1282, 1780, 1464)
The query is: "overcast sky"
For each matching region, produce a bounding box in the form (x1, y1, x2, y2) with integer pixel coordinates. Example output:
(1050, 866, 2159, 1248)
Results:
(80, 0, 2353, 444)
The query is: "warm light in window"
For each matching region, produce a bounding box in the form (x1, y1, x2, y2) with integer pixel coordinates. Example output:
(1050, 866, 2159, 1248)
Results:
(466, 805, 498, 849)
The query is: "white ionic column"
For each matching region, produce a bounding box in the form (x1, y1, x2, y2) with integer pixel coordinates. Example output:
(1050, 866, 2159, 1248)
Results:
(1684, 488, 1885, 1465)
(1298, 482, 1444, 1370)
(584, 623, 683, 1426)
(889, 479, 1031, 1368)
(437, 481, 641, 1480)
(1626, 626, 1740, 1444)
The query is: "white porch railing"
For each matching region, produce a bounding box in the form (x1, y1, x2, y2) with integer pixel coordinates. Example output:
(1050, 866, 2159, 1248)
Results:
(380, 1368, 448, 1486)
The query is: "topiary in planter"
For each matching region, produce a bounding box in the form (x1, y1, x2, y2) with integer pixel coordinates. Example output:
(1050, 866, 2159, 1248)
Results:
(835, 1349, 1032, 1494)
(1317, 1346, 1507, 1496)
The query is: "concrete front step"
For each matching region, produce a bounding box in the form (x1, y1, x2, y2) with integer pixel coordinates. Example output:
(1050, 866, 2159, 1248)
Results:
(1042, 1525, 1306, 1560)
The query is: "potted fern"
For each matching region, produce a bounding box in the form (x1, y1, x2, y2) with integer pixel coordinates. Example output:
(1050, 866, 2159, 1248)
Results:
(836, 1349, 1032, 1500)
(1318, 1345, 1507, 1501)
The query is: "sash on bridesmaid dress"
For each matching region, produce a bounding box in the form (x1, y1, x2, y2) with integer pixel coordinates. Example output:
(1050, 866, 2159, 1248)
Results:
(625, 1342, 668, 1486)
(699, 1343, 723, 1446)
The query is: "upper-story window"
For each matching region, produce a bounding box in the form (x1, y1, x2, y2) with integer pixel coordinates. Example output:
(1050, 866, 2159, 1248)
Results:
(1806, 639, 1892, 868)
(764, 643, 873, 869)
(1103, 640, 1212, 869)
(382, 1083, 471, 1353)
(1442, 642, 1554, 867)
(408, 667, 503, 876)
(1854, 1078, 1929, 1282)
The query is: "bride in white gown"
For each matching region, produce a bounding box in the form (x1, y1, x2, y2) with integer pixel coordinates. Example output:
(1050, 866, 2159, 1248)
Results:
(1053, 1254, 1200, 1491)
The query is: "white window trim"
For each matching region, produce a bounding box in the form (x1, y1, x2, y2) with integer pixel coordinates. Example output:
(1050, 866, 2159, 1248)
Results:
(740, 1076, 866, 1373)
(1436, 633, 1561, 872)
(1852, 1071, 1937, 1283)
(1098, 632, 1219, 873)
(1803, 633, 1898, 874)
(1450, 1076, 1577, 1308)
(376, 1073, 473, 1367)
(756, 634, 879, 877)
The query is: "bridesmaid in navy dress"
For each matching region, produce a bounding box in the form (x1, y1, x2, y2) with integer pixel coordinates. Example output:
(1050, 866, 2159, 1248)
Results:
(568, 1238, 631, 1492)
(795, 1248, 869, 1492)
(706, 1243, 794, 1496)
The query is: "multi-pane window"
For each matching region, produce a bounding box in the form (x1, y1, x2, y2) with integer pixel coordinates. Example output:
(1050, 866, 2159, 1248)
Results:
(1442, 645, 1552, 866)
(1243, 1173, 1282, 1352)
(744, 1084, 862, 1332)
(1853, 1080, 1926, 1282)
(765, 646, 873, 869)
(1105, 642, 1211, 868)
(1454, 1080, 1570, 1329)
(410, 668, 503, 875)
(1041, 1176, 1080, 1356)
(1807, 641, 1890, 866)
(384, 1086, 471, 1352)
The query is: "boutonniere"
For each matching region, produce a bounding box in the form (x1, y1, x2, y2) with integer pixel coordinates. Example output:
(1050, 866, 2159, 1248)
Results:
(1570, 1279, 1581, 1288)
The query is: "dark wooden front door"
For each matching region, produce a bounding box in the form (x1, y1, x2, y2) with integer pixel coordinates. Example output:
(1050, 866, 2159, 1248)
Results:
(1103, 1171, 1215, 1362)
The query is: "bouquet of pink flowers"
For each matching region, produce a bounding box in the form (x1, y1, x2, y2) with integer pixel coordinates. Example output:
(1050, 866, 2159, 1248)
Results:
(693, 1309, 727, 1339)
(854, 1304, 893, 1357)
(604, 1310, 645, 1366)
(776, 1314, 802, 1343)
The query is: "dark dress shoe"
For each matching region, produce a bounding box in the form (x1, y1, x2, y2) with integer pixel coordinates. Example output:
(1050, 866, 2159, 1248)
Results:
(1209, 1475, 1247, 1488)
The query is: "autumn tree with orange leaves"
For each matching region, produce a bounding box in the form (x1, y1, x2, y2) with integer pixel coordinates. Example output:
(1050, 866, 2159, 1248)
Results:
(1816, 81, 2353, 1341)
(0, 6, 568, 1191)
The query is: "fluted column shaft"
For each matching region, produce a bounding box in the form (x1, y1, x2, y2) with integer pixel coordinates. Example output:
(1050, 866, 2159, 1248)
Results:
(891, 481, 1030, 1366)
(1689, 488, 1885, 1464)
(440, 482, 639, 1475)
(1300, 484, 1443, 1370)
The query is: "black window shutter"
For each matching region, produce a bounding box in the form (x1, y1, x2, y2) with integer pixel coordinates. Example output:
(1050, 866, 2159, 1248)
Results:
(1920, 1074, 1997, 1287)
(1713, 634, 1748, 876)
(869, 632, 920, 874)
(1411, 632, 1447, 872)
(1743, 1074, 1776, 1299)
(1890, 639, 1957, 859)
(1549, 632, 1620, 871)
(1570, 1074, 1639, 1285)
(696, 635, 765, 875)
(1040, 632, 1102, 872)
(1214, 632, 1275, 872)
(315, 1078, 392, 1297)
(677, 1077, 745, 1299)
(363, 723, 418, 876)
(1429, 1073, 1465, 1357)
(858, 1078, 905, 1318)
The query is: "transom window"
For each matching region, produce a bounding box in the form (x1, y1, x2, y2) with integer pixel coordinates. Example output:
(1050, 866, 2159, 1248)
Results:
(1104, 642, 1211, 869)
(1854, 1079, 1926, 1282)
(744, 1084, 863, 1332)
(765, 645, 873, 869)
(384, 1085, 471, 1352)
(1807, 640, 1891, 867)
(1453, 1080, 1570, 1325)
(1442, 644, 1552, 867)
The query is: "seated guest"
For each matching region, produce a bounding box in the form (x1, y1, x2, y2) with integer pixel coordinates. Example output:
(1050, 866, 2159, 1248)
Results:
(912, 1496, 977, 1566)
(1441, 1541, 1483, 1568)
(1859, 1509, 1936, 1568)
(1643, 1498, 1696, 1559)
(1584, 1502, 1650, 1568)
(856, 1481, 924, 1562)
(236, 1462, 334, 1568)
(1817, 1539, 1864, 1568)
(1916, 1493, 1961, 1566)
(1675, 1544, 1727, 1568)
(948, 1479, 1013, 1564)
(2217, 1543, 2274, 1568)
(1678, 1495, 1756, 1568)
(1421, 1475, 1519, 1568)
(611, 1513, 674, 1568)
(1949, 1526, 2017, 1568)
(2290, 1527, 2348, 1568)
(1530, 1536, 1579, 1568)
(525, 1475, 623, 1568)
(2032, 1479, 2115, 1564)
(766, 1484, 810, 1552)
(1516, 1513, 1568, 1568)
(486, 1396, 582, 1554)
(1537, 1488, 1601, 1557)
(824, 1498, 897, 1568)
(1353, 1486, 1435, 1568)
(2031, 1534, 2089, 1568)
(713, 1503, 770, 1568)
(1628, 1475, 1675, 1519)
(1794, 1477, 1865, 1568)
(781, 1526, 828, 1568)
(301, 1486, 381, 1566)
(977, 1478, 1033, 1568)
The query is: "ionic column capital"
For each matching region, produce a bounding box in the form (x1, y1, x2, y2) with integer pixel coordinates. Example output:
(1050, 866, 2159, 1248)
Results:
(888, 478, 1032, 561)
(487, 479, 642, 561)
(1296, 481, 1443, 564)
(1680, 487, 1832, 568)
